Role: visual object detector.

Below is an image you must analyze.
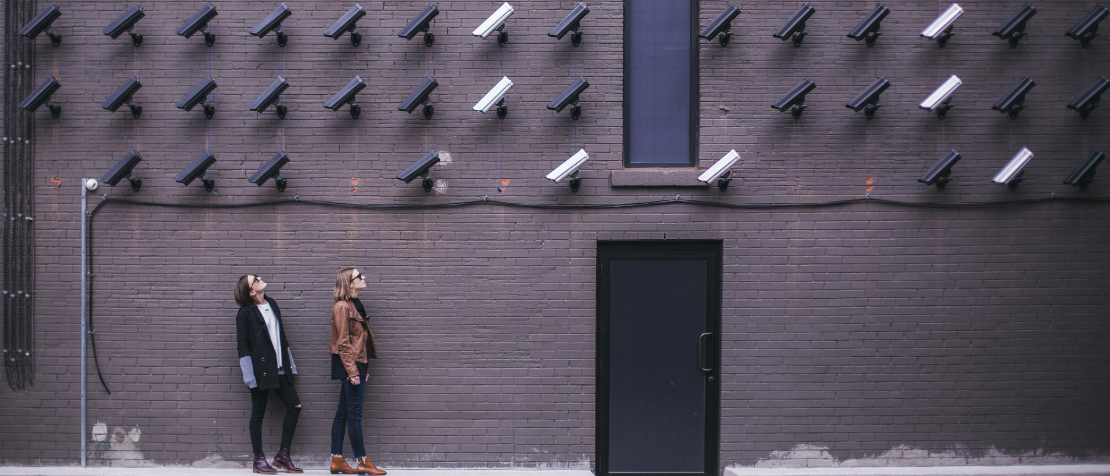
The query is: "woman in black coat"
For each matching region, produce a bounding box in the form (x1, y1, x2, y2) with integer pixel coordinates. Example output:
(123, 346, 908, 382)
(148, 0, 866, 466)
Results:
(235, 274, 302, 474)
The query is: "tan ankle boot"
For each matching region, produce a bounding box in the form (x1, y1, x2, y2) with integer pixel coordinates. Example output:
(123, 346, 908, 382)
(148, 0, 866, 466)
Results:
(329, 455, 358, 475)
(356, 456, 386, 475)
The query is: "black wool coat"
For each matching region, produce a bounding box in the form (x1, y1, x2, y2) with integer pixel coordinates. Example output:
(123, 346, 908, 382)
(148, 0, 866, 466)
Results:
(235, 296, 297, 390)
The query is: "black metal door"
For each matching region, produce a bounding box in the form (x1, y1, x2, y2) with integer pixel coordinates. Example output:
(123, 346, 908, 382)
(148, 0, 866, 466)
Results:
(597, 241, 721, 476)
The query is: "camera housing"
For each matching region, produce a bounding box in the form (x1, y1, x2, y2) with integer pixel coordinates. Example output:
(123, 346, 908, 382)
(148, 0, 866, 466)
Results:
(919, 75, 962, 119)
(773, 3, 816, 47)
(20, 76, 62, 118)
(846, 76, 890, 119)
(992, 147, 1034, 190)
(102, 149, 143, 191)
(550, 3, 590, 46)
(473, 2, 514, 46)
(772, 77, 816, 119)
(847, 3, 889, 47)
(1064, 150, 1105, 190)
(992, 76, 1036, 119)
(102, 76, 143, 118)
(994, 4, 1036, 47)
(176, 3, 218, 46)
(397, 151, 441, 192)
(548, 76, 589, 119)
(324, 76, 367, 119)
(1066, 4, 1109, 48)
(921, 3, 963, 47)
(919, 149, 961, 190)
(325, 3, 366, 46)
(547, 149, 589, 192)
(474, 76, 513, 118)
(399, 4, 439, 47)
(1067, 76, 1109, 119)
(251, 3, 291, 46)
(20, 4, 62, 47)
(249, 152, 290, 191)
(175, 150, 217, 191)
(103, 4, 145, 46)
(250, 76, 289, 118)
(697, 149, 741, 191)
(176, 76, 218, 119)
(398, 76, 438, 119)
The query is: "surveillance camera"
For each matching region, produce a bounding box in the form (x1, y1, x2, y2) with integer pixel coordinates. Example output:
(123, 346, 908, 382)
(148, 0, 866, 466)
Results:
(250, 76, 289, 118)
(548, 76, 589, 119)
(175, 150, 217, 192)
(20, 76, 61, 118)
(550, 3, 590, 46)
(324, 3, 365, 46)
(249, 151, 290, 191)
(398, 76, 438, 119)
(1067, 76, 1109, 119)
(324, 76, 367, 119)
(1064, 150, 1105, 190)
(474, 76, 513, 117)
(251, 3, 291, 46)
(847, 3, 890, 47)
(1066, 4, 1109, 48)
(773, 3, 815, 47)
(102, 149, 143, 191)
(176, 76, 218, 119)
(918, 149, 961, 190)
(103, 4, 145, 46)
(699, 3, 740, 46)
(102, 76, 142, 118)
(396, 151, 440, 192)
(698, 149, 741, 191)
(992, 147, 1034, 190)
(399, 4, 439, 47)
(846, 76, 890, 119)
(84, 178, 99, 191)
(994, 4, 1036, 47)
(176, 3, 217, 46)
(772, 77, 816, 119)
(547, 149, 589, 192)
(921, 3, 962, 46)
(474, 2, 514, 46)
(919, 74, 961, 118)
(20, 4, 62, 47)
(992, 76, 1035, 119)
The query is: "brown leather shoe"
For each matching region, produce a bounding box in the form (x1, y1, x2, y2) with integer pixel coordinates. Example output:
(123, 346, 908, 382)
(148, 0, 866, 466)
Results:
(253, 453, 278, 474)
(329, 455, 359, 475)
(271, 447, 303, 473)
(356, 456, 386, 476)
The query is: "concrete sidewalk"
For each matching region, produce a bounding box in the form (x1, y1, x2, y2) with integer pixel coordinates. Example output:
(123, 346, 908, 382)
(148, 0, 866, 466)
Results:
(726, 466, 1110, 476)
(0, 469, 593, 476)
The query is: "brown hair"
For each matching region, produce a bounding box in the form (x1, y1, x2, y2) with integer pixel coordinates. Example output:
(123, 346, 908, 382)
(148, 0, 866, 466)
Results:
(334, 268, 358, 302)
(234, 275, 254, 307)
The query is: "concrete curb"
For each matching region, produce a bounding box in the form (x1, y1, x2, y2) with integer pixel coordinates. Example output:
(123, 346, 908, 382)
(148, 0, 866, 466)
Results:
(726, 465, 1110, 476)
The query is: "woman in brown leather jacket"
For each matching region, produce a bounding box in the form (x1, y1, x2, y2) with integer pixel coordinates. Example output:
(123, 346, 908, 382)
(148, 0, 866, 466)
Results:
(327, 268, 385, 475)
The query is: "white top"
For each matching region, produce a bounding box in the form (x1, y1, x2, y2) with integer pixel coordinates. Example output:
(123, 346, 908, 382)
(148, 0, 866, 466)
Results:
(256, 302, 282, 370)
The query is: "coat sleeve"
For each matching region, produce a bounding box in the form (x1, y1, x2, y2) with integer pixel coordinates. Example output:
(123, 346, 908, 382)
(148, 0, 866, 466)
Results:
(332, 302, 359, 379)
(235, 307, 257, 388)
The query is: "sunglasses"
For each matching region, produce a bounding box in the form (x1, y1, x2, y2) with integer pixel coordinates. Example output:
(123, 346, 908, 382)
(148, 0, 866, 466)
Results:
(247, 275, 262, 286)
(351, 272, 365, 282)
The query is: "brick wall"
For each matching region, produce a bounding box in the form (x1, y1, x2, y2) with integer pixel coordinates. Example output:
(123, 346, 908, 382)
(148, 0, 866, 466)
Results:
(1, 0, 1109, 470)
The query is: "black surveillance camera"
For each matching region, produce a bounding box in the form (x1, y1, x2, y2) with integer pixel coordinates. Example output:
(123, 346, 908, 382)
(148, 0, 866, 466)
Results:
(994, 4, 1036, 47)
(1066, 4, 1108, 48)
(176, 76, 218, 119)
(1067, 76, 1109, 119)
(104, 4, 145, 46)
(847, 3, 890, 47)
(20, 4, 62, 47)
(324, 76, 366, 119)
(772, 78, 816, 119)
(251, 3, 291, 46)
(176, 3, 218, 46)
(550, 3, 589, 46)
(992, 76, 1036, 119)
(396, 151, 440, 192)
(919, 149, 961, 191)
(102, 149, 143, 191)
(699, 3, 740, 47)
(102, 76, 143, 118)
(399, 4, 439, 47)
(175, 150, 217, 192)
(1064, 150, 1105, 190)
(773, 3, 815, 47)
(20, 76, 61, 118)
(324, 3, 366, 46)
(250, 76, 289, 118)
(548, 76, 589, 119)
(249, 152, 290, 191)
(398, 76, 438, 119)
(846, 76, 890, 119)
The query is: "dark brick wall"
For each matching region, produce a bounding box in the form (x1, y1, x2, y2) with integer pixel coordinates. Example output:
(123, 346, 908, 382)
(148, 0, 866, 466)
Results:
(1, 0, 1109, 470)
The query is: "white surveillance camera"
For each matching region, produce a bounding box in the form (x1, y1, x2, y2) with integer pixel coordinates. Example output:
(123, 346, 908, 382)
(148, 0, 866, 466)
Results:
(84, 178, 99, 191)
(921, 3, 963, 44)
(547, 149, 589, 188)
(993, 147, 1034, 189)
(698, 150, 741, 191)
(474, 3, 514, 39)
(919, 75, 961, 117)
(474, 76, 513, 115)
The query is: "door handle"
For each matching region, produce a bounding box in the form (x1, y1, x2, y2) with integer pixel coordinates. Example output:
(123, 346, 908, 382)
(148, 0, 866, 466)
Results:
(698, 332, 713, 373)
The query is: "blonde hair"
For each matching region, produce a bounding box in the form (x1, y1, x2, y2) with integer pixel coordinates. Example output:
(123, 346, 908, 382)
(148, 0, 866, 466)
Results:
(334, 268, 359, 302)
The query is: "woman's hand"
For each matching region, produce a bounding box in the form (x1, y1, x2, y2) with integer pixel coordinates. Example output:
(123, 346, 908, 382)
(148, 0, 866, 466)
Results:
(350, 375, 361, 385)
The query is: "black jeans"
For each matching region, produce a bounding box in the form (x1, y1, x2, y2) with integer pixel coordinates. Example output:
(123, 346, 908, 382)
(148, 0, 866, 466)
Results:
(249, 375, 301, 455)
(330, 378, 366, 458)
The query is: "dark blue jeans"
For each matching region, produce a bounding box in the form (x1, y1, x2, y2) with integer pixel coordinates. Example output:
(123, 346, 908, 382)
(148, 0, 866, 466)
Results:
(330, 378, 366, 458)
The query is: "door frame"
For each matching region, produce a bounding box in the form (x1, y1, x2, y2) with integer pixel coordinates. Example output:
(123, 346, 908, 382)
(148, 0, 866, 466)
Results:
(596, 240, 722, 476)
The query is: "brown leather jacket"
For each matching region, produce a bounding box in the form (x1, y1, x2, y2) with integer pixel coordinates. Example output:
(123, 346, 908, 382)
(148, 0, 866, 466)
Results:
(328, 300, 378, 379)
